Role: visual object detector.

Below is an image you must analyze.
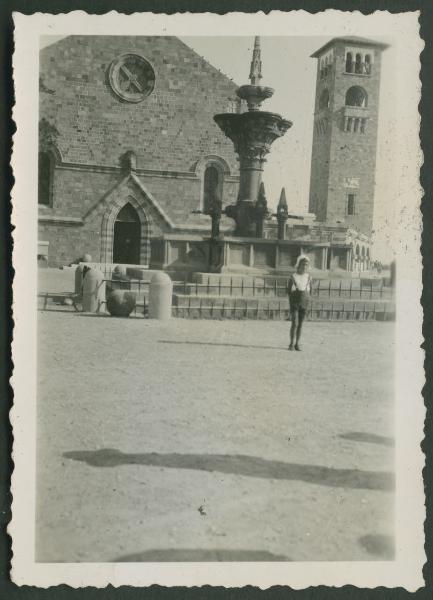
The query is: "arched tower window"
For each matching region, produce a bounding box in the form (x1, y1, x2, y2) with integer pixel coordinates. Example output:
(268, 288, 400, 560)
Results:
(319, 89, 330, 110)
(345, 86, 368, 108)
(345, 52, 353, 73)
(364, 54, 372, 74)
(38, 151, 54, 206)
(355, 53, 362, 74)
(324, 56, 330, 77)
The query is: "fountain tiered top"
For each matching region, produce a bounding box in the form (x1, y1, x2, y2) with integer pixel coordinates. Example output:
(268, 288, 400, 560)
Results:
(236, 36, 275, 111)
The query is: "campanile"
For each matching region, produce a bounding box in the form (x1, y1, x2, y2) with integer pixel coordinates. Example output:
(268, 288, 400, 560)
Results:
(308, 36, 388, 236)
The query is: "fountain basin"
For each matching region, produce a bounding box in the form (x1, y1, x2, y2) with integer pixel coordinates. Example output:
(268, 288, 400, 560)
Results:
(214, 111, 292, 154)
(237, 84, 274, 111)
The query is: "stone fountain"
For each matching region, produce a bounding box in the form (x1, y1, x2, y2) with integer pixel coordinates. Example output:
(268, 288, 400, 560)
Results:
(151, 37, 365, 277)
(214, 36, 292, 237)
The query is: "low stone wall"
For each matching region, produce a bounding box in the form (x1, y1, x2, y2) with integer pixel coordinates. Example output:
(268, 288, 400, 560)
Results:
(172, 294, 395, 321)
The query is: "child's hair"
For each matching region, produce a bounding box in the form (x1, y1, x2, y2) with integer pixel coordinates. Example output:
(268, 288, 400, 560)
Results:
(295, 254, 310, 269)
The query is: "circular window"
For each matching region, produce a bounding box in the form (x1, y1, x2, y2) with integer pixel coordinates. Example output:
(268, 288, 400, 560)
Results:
(109, 54, 156, 103)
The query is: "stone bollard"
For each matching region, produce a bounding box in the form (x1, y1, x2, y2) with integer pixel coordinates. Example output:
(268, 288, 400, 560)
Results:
(148, 272, 173, 320)
(82, 269, 106, 313)
(75, 264, 86, 296)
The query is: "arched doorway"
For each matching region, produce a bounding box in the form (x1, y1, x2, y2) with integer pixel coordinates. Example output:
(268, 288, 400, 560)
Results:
(113, 203, 141, 264)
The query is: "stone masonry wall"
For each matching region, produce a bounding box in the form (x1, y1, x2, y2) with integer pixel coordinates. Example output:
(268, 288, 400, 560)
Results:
(39, 36, 242, 266)
(39, 36, 240, 174)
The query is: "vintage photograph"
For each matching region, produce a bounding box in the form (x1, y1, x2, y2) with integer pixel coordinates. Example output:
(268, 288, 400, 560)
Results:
(11, 10, 424, 589)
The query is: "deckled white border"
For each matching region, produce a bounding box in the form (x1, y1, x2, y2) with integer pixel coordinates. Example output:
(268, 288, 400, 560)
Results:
(10, 10, 425, 590)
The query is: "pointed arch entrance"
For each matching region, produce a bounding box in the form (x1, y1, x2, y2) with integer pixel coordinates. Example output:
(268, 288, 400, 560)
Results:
(100, 194, 151, 265)
(113, 203, 141, 264)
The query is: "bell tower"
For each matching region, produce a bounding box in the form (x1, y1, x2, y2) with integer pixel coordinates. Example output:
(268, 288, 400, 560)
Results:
(308, 36, 388, 236)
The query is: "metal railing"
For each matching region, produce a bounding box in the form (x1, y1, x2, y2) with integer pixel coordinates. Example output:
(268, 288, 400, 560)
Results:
(173, 276, 394, 300)
(39, 274, 395, 321)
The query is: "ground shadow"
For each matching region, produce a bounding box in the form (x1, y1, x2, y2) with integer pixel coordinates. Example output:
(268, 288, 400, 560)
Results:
(358, 534, 395, 559)
(114, 548, 290, 562)
(159, 340, 286, 351)
(63, 449, 394, 491)
(339, 432, 394, 447)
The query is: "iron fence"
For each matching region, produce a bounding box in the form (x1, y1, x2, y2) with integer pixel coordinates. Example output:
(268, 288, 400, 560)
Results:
(173, 276, 394, 300)
(39, 274, 395, 321)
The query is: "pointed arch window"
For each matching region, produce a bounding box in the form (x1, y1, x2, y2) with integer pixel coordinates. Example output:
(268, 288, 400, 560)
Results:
(38, 151, 54, 206)
(196, 156, 228, 214)
(203, 166, 220, 214)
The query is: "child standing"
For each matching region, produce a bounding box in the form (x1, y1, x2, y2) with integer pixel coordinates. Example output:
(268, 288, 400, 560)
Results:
(287, 255, 312, 351)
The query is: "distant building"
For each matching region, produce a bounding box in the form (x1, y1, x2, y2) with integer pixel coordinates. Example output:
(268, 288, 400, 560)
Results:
(308, 36, 388, 241)
(38, 36, 240, 267)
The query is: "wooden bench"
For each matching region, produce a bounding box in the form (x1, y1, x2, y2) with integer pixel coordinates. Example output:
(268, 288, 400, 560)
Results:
(38, 292, 81, 311)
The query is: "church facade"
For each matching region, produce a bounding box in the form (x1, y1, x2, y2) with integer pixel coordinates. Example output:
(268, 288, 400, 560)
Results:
(38, 36, 241, 267)
(38, 35, 385, 274)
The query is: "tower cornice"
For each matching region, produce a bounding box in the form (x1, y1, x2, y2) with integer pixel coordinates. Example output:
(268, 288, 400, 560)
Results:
(311, 36, 389, 58)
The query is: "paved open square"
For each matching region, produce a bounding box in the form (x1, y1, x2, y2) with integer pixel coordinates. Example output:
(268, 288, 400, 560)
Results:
(36, 311, 394, 562)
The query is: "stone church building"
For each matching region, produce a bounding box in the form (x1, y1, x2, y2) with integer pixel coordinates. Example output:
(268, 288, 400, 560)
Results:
(39, 35, 385, 273)
(38, 35, 241, 267)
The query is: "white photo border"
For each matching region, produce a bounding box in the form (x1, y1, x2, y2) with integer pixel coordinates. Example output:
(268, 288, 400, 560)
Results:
(10, 9, 425, 590)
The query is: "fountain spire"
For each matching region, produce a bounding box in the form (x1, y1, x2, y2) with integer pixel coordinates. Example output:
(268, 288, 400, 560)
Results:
(249, 36, 262, 85)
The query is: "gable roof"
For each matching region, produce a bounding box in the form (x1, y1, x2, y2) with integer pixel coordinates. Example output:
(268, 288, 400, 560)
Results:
(84, 172, 175, 228)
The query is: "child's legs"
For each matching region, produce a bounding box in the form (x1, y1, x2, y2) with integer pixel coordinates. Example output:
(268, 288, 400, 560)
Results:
(296, 308, 306, 343)
(290, 310, 299, 343)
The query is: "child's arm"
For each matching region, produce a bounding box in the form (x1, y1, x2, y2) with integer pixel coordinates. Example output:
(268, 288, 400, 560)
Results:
(287, 274, 294, 295)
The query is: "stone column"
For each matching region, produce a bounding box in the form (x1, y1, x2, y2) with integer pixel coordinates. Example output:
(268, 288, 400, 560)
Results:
(321, 247, 328, 270)
(238, 155, 265, 203)
(346, 248, 353, 271)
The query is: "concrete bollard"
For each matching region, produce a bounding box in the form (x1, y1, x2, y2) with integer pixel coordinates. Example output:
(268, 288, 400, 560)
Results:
(148, 272, 173, 320)
(82, 269, 106, 313)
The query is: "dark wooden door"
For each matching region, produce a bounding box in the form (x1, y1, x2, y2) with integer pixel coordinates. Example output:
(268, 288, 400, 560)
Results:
(113, 204, 141, 264)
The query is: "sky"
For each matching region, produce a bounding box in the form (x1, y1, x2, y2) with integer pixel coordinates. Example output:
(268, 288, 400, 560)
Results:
(40, 35, 398, 261)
